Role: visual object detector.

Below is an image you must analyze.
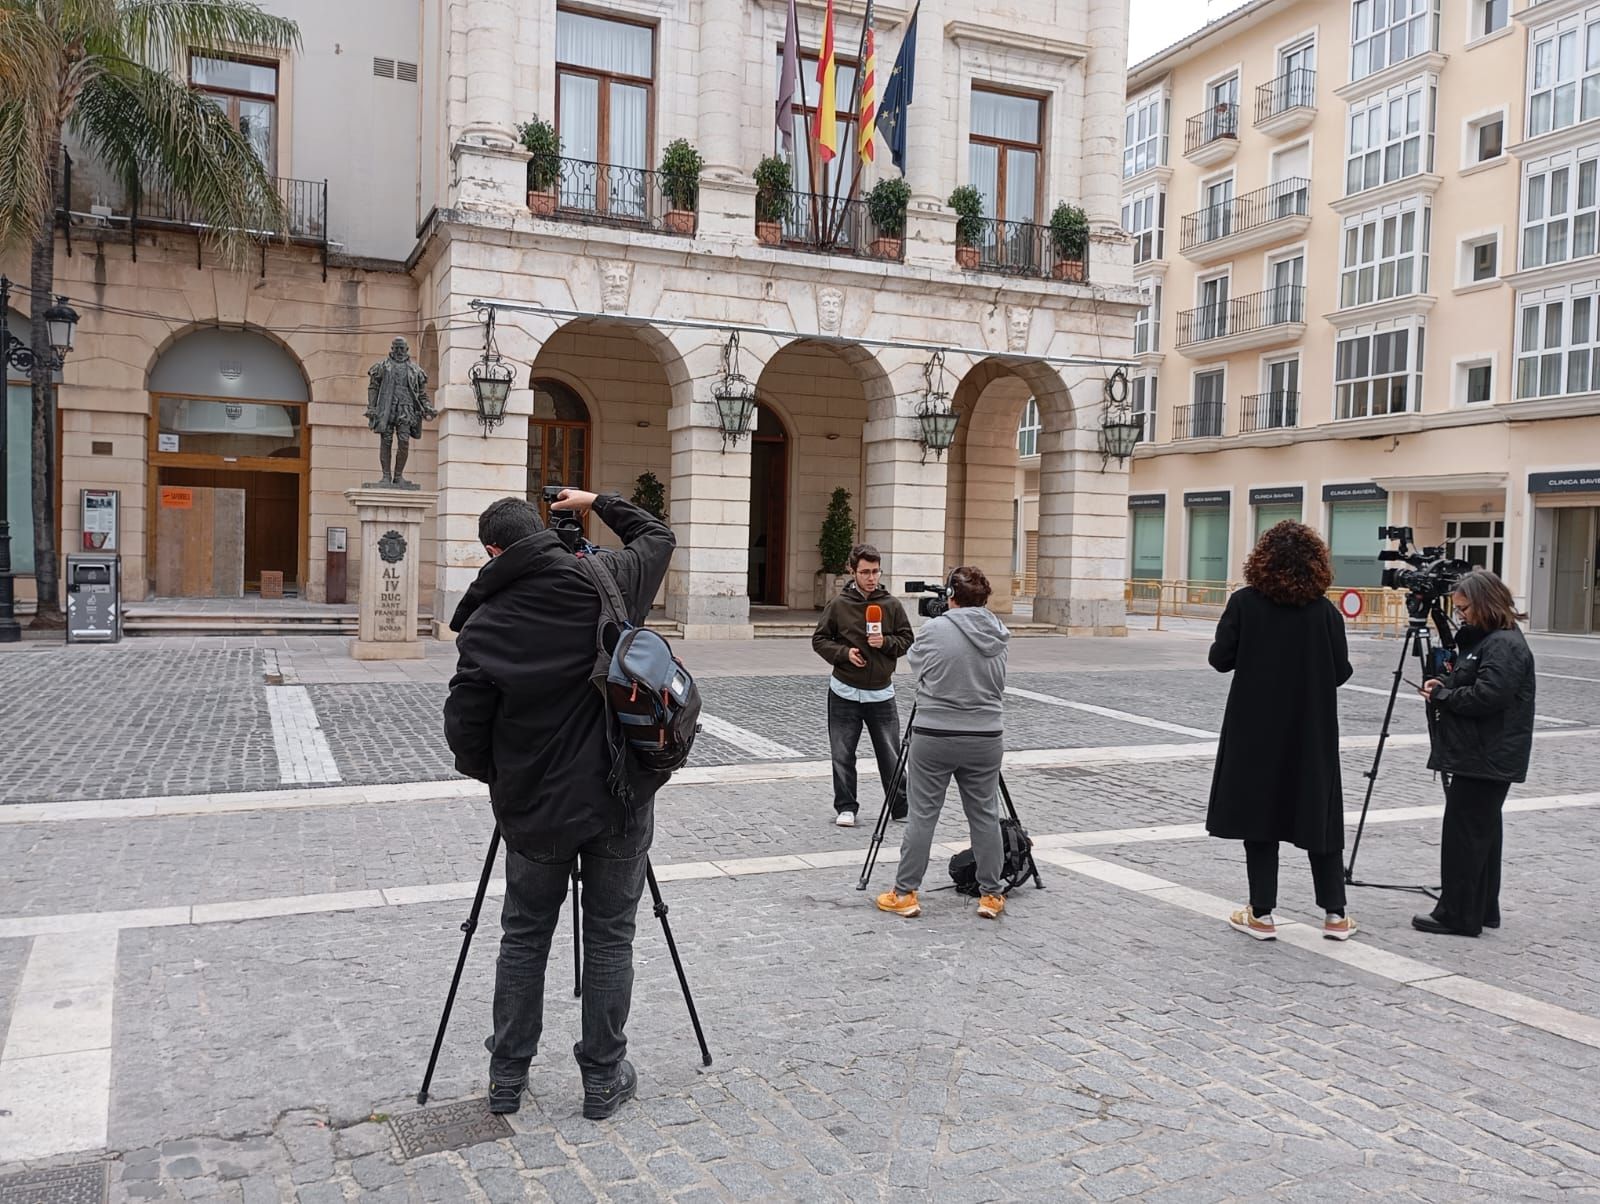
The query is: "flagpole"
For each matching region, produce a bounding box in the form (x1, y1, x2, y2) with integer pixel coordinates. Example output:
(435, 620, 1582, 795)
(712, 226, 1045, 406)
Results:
(827, 0, 875, 247)
(791, 10, 822, 247)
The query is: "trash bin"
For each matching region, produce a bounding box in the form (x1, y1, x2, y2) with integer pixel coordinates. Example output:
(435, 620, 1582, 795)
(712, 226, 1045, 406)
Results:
(66, 553, 121, 644)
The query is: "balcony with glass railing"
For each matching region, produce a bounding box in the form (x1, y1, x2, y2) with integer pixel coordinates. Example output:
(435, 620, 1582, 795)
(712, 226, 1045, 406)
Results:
(1179, 178, 1310, 265)
(1176, 286, 1306, 357)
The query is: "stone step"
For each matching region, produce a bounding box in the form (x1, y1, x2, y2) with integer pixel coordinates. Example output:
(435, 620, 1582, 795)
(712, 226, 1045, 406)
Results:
(122, 612, 433, 638)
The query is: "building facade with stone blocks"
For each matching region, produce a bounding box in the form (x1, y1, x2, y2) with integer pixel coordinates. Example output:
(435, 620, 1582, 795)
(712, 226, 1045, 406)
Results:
(3, 0, 1140, 638)
(1083, 0, 1600, 636)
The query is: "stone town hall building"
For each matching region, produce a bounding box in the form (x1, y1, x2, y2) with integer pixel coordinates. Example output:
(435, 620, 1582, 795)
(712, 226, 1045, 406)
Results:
(3, 0, 1137, 638)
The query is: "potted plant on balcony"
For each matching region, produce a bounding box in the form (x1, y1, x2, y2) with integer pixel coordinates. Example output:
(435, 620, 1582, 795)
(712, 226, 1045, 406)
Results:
(1048, 201, 1089, 282)
(518, 117, 561, 216)
(659, 138, 703, 235)
(815, 486, 855, 609)
(866, 176, 911, 259)
(754, 155, 791, 245)
(948, 184, 984, 269)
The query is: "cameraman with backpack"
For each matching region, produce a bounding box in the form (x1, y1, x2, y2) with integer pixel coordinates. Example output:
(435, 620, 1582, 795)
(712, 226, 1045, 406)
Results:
(444, 488, 673, 1121)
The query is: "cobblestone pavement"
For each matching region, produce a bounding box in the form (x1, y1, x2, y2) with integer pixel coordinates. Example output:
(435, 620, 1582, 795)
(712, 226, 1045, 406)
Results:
(1, 630, 1598, 1201)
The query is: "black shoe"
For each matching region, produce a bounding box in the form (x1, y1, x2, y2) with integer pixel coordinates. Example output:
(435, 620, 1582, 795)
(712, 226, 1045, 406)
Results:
(488, 1079, 527, 1114)
(1484, 917, 1501, 929)
(891, 810, 908, 823)
(1412, 913, 1477, 937)
(582, 1059, 638, 1120)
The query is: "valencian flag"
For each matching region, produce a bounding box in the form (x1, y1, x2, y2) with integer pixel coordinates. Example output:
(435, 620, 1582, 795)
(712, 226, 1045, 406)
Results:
(875, 2, 918, 174)
(857, 0, 878, 163)
(813, 0, 838, 162)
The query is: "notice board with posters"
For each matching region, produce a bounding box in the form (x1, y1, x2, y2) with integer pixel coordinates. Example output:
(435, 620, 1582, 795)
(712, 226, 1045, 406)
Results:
(155, 485, 245, 597)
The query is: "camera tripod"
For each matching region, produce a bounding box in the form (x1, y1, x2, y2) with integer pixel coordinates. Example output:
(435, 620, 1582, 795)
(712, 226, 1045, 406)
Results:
(417, 829, 712, 1107)
(1345, 606, 1453, 896)
(855, 704, 1044, 893)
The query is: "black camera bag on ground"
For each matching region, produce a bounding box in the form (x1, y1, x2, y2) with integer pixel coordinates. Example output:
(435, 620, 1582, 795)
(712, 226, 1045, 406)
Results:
(578, 553, 702, 795)
(948, 816, 1035, 897)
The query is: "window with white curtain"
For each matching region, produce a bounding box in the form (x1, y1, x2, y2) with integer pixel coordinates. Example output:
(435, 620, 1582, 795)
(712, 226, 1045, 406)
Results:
(557, 9, 654, 215)
(1345, 78, 1433, 195)
(970, 89, 1043, 227)
(1134, 283, 1162, 354)
(1016, 398, 1041, 456)
(1525, 16, 1600, 137)
(1350, 0, 1436, 82)
(1125, 90, 1168, 178)
(1131, 374, 1157, 443)
(1339, 203, 1429, 308)
(1335, 320, 1424, 418)
(1121, 186, 1165, 264)
(1522, 153, 1600, 269)
(777, 53, 859, 203)
(1516, 288, 1600, 397)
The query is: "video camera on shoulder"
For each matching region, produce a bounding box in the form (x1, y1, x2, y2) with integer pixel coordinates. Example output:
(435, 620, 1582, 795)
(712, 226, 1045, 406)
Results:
(543, 485, 600, 556)
(905, 580, 951, 619)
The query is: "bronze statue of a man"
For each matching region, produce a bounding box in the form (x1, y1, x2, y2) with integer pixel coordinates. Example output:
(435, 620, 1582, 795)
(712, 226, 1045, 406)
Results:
(366, 337, 436, 488)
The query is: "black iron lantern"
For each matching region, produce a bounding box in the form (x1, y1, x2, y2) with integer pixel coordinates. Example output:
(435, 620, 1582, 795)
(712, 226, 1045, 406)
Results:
(916, 349, 958, 461)
(44, 295, 79, 359)
(712, 330, 757, 450)
(1097, 368, 1142, 468)
(470, 309, 514, 434)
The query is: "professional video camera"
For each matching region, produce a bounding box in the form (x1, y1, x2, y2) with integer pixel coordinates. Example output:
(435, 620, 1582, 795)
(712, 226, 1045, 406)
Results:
(904, 579, 951, 619)
(543, 484, 601, 556)
(1377, 526, 1474, 619)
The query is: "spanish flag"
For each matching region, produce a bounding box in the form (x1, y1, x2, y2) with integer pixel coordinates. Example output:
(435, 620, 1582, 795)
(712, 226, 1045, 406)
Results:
(814, 0, 838, 162)
(858, 1, 878, 162)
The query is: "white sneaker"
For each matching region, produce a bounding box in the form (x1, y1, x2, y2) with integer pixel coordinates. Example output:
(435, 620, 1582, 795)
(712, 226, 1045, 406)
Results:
(835, 811, 857, 828)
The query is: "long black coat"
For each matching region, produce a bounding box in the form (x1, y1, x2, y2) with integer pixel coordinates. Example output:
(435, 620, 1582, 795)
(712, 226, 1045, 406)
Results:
(443, 495, 675, 861)
(1427, 625, 1536, 783)
(1206, 587, 1352, 852)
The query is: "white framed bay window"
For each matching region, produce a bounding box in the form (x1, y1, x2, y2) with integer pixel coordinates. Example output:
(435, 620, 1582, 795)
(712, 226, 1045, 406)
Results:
(1515, 284, 1600, 398)
(1122, 185, 1166, 265)
(1134, 283, 1162, 354)
(1345, 77, 1435, 197)
(1339, 200, 1430, 308)
(1526, 10, 1600, 138)
(1351, 0, 1437, 83)
(1335, 318, 1425, 419)
(1521, 148, 1600, 270)
(1125, 89, 1168, 179)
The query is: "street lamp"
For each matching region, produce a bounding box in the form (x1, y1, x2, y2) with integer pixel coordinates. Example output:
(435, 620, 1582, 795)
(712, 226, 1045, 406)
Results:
(711, 330, 757, 450)
(1097, 367, 1143, 469)
(1, 279, 80, 642)
(469, 309, 513, 435)
(916, 349, 958, 461)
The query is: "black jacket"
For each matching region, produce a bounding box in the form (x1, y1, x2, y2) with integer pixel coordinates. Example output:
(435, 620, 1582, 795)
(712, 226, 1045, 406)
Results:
(1428, 625, 1536, 783)
(1206, 588, 1352, 853)
(811, 582, 915, 690)
(444, 495, 675, 860)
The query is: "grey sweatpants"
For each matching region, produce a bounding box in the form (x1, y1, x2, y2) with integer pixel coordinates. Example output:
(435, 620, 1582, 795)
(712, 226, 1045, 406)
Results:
(894, 730, 1005, 895)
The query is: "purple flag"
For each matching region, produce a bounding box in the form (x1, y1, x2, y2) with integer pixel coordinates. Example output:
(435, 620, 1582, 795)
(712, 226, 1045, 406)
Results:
(776, 0, 801, 153)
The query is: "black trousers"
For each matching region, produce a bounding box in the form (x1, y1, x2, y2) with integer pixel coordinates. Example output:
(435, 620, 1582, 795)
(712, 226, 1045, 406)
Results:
(1245, 841, 1346, 916)
(1435, 774, 1508, 936)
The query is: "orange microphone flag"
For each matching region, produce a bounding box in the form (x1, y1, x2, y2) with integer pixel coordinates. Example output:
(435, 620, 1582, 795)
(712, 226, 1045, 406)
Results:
(814, 0, 839, 162)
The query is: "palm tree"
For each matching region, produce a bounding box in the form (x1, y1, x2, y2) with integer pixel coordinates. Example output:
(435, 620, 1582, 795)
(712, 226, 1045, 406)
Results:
(0, 0, 299, 625)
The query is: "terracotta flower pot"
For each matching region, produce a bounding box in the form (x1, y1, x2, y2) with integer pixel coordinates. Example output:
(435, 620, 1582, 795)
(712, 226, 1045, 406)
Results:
(756, 220, 782, 246)
(1052, 258, 1086, 282)
(870, 235, 903, 260)
(664, 209, 696, 235)
(528, 190, 557, 217)
(956, 244, 980, 269)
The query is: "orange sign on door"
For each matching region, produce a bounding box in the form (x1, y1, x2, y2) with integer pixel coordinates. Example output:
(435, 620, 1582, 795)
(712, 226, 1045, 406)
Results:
(160, 487, 194, 510)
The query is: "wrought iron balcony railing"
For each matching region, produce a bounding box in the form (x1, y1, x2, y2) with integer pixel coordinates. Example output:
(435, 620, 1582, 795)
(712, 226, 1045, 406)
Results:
(1185, 102, 1239, 154)
(1179, 177, 1309, 252)
(961, 216, 1090, 281)
(1255, 68, 1317, 124)
(546, 157, 697, 236)
(1176, 286, 1305, 348)
(1173, 400, 1226, 440)
(1239, 390, 1301, 433)
(767, 190, 904, 260)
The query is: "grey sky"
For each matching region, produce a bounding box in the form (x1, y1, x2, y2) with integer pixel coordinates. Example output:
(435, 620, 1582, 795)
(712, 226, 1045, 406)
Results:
(1129, 0, 1254, 66)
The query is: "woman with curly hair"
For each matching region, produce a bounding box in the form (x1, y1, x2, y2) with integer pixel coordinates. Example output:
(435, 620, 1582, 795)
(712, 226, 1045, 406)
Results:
(1207, 521, 1355, 941)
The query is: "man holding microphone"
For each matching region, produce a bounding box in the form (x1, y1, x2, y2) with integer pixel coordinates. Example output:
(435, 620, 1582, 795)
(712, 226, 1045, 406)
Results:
(812, 544, 916, 827)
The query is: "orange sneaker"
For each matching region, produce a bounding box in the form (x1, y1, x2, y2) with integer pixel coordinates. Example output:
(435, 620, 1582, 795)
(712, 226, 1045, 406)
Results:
(1228, 906, 1276, 940)
(1323, 914, 1358, 941)
(876, 889, 921, 917)
(977, 894, 1005, 919)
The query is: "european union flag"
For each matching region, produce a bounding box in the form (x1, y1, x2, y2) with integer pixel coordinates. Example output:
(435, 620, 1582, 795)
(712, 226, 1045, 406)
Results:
(875, 3, 918, 175)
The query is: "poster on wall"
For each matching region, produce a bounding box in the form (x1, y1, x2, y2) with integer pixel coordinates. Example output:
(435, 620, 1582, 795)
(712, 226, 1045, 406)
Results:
(80, 489, 119, 551)
(157, 433, 180, 453)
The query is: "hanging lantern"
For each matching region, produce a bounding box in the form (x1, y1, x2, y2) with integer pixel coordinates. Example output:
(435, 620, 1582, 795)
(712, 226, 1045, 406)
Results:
(916, 349, 958, 460)
(470, 309, 514, 434)
(712, 330, 757, 450)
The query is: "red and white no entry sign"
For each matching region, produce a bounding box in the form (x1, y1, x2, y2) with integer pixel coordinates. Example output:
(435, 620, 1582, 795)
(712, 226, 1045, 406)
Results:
(1339, 589, 1364, 619)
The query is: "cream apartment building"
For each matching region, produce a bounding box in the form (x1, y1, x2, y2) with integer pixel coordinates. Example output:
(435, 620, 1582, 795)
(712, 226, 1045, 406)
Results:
(2, 0, 1141, 639)
(1112, 0, 1600, 636)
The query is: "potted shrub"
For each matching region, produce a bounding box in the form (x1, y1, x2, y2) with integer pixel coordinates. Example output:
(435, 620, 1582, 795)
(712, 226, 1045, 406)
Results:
(631, 470, 667, 521)
(518, 117, 561, 216)
(658, 138, 703, 235)
(948, 184, 984, 269)
(754, 155, 792, 245)
(1049, 201, 1089, 282)
(814, 486, 855, 609)
(866, 176, 911, 259)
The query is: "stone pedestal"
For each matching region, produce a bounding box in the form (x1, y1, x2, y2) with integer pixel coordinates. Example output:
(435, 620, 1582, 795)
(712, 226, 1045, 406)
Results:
(345, 487, 438, 660)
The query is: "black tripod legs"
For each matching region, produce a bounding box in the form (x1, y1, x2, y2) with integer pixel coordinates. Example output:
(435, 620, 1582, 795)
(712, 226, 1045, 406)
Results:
(997, 773, 1045, 891)
(571, 868, 582, 998)
(857, 704, 917, 891)
(646, 863, 713, 1068)
(418, 829, 502, 1106)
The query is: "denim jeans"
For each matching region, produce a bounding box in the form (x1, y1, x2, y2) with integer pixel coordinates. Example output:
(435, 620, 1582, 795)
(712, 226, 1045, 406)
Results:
(487, 803, 653, 1087)
(827, 690, 906, 815)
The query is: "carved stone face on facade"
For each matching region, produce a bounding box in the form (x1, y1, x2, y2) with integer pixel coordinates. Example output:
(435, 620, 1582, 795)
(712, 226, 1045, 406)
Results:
(817, 286, 844, 335)
(601, 262, 632, 313)
(1006, 306, 1032, 353)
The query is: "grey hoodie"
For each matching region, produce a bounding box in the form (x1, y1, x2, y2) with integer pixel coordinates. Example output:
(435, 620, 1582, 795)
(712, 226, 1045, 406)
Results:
(906, 606, 1011, 733)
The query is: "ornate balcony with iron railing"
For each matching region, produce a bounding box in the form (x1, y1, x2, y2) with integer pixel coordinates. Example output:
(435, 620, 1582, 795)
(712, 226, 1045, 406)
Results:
(961, 216, 1090, 281)
(1179, 177, 1310, 263)
(545, 158, 697, 236)
(1239, 390, 1301, 433)
(1176, 285, 1306, 356)
(766, 190, 904, 261)
(1255, 68, 1317, 133)
(1184, 102, 1240, 165)
(1172, 400, 1226, 441)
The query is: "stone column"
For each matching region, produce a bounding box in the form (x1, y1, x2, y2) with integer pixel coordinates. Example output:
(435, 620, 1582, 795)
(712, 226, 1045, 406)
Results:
(694, 0, 757, 240)
(902, 0, 957, 269)
(863, 354, 950, 603)
(452, 0, 530, 211)
(1032, 420, 1129, 637)
(346, 488, 438, 660)
(1081, 0, 1131, 230)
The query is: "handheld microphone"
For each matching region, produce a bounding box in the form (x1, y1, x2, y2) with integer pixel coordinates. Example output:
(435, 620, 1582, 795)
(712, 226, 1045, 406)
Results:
(865, 604, 882, 639)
